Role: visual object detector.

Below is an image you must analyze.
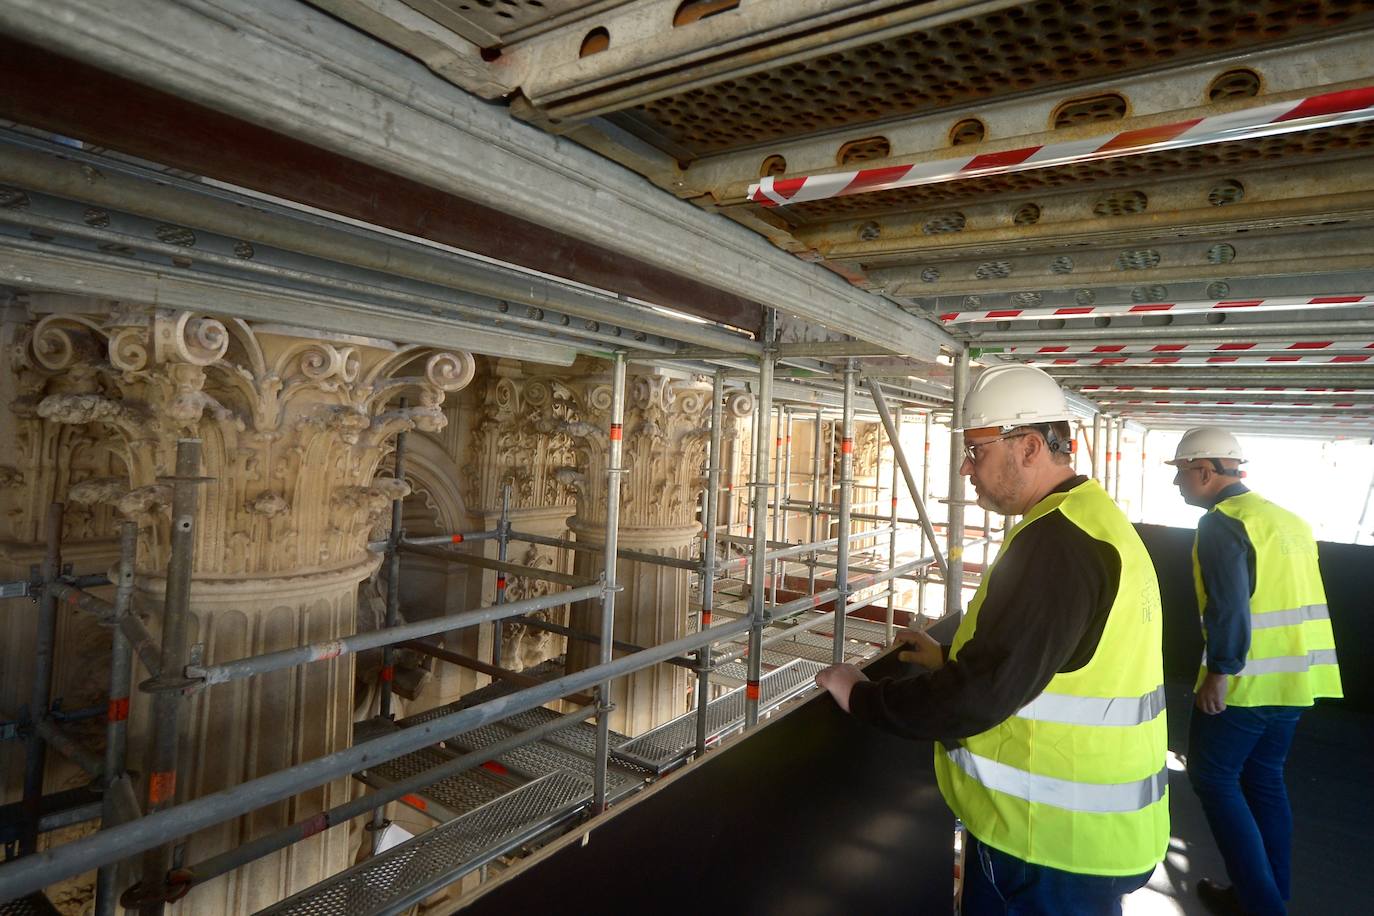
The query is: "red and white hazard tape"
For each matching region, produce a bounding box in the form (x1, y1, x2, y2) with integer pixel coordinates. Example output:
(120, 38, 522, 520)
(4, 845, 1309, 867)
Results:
(1080, 385, 1355, 393)
(1010, 341, 1374, 355)
(942, 294, 1374, 323)
(1028, 353, 1371, 367)
(1108, 398, 1358, 408)
(747, 87, 1374, 207)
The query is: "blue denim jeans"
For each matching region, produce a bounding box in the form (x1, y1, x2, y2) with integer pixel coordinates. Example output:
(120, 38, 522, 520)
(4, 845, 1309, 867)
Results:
(1188, 704, 1303, 916)
(960, 834, 1152, 915)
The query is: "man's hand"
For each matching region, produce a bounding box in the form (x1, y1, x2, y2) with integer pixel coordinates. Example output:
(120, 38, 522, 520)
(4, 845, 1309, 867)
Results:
(895, 626, 944, 670)
(1195, 672, 1229, 715)
(815, 663, 867, 713)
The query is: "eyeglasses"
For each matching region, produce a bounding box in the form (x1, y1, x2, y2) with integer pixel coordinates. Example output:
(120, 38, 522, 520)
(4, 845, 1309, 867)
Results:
(963, 432, 1031, 464)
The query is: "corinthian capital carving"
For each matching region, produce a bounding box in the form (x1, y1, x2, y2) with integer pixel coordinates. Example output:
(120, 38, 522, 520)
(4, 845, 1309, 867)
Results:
(563, 367, 753, 530)
(461, 362, 581, 514)
(6, 302, 473, 574)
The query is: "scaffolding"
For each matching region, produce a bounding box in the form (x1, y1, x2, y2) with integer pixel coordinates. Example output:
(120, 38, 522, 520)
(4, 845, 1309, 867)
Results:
(0, 335, 1003, 915)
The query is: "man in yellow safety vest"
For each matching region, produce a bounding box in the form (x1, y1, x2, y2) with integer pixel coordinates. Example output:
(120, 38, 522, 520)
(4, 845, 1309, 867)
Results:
(1167, 426, 1342, 916)
(817, 363, 1168, 915)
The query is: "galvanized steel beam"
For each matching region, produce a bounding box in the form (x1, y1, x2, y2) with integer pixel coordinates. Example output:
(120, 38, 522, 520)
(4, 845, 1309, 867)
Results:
(0, 0, 953, 355)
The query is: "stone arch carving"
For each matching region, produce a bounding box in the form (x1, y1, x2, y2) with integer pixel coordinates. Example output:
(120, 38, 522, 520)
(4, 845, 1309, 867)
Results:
(388, 431, 472, 534)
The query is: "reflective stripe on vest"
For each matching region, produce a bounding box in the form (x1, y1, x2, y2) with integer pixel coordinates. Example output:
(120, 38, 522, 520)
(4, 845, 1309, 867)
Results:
(1194, 491, 1342, 706)
(944, 746, 1169, 814)
(1015, 684, 1166, 728)
(1239, 647, 1340, 677)
(1251, 603, 1329, 630)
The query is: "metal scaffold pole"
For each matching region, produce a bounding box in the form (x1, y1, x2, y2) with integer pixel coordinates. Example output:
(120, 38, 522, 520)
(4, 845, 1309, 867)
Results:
(770, 405, 784, 606)
(778, 409, 792, 600)
(136, 438, 202, 915)
(745, 310, 776, 728)
(723, 430, 739, 537)
(885, 408, 901, 645)
(492, 483, 511, 667)
(593, 351, 627, 813)
(1113, 419, 1124, 503)
(923, 414, 934, 615)
(1091, 414, 1104, 483)
(826, 419, 836, 538)
(1108, 417, 1118, 491)
(694, 370, 725, 756)
(94, 522, 138, 916)
(371, 414, 409, 848)
(1140, 431, 1150, 521)
(808, 408, 822, 596)
(865, 380, 949, 585)
(833, 360, 856, 663)
(946, 350, 969, 621)
(20, 502, 63, 857)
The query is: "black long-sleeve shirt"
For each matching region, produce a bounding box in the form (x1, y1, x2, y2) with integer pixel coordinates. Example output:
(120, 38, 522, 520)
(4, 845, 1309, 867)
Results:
(848, 476, 1120, 743)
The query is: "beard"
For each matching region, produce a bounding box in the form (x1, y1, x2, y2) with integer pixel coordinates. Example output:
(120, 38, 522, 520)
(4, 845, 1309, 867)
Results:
(972, 449, 1027, 515)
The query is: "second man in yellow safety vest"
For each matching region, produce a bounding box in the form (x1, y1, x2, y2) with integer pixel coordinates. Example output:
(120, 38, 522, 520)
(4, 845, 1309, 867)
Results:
(817, 364, 1169, 915)
(1167, 426, 1342, 916)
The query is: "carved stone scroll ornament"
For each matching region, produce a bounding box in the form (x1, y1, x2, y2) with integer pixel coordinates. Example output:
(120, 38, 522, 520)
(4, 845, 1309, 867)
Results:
(11, 305, 474, 575)
(564, 370, 754, 530)
(461, 367, 580, 514)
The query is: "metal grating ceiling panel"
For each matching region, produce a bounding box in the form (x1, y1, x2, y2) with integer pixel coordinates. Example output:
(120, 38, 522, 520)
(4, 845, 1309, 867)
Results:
(624, 1, 1374, 155)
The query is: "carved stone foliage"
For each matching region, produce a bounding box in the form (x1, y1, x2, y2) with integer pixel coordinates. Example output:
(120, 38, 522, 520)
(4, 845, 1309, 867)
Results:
(564, 367, 754, 530)
(818, 418, 881, 488)
(461, 362, 580, 515)
(854, 421, 882, 483)
(8, 304, 474, 575)
(499, 543, 567, 672)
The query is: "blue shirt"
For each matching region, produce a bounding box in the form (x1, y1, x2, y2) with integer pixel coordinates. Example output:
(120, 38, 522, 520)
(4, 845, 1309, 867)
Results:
(1197, 483, 1255, 675)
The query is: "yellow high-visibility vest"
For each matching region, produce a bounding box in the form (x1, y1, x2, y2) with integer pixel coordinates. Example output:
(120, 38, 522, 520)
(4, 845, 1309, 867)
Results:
(1192, 491, 1343, 706)
(934, 479, 1169, 876)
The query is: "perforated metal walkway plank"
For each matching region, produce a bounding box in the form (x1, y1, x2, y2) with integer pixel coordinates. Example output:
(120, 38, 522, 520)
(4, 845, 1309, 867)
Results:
(256, 771, 593, 916)
(357, 742, 523, 824)
(612, 658, 823, 774)
(0, 894, 61, 916)
(440, 718, 644, 804)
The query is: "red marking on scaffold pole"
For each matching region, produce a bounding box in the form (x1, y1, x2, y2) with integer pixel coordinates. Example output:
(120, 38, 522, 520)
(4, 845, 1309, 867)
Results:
(107, 696, 129, 722)
(380, 665, 394, 682)
(481, 760, 509, 775)
(609, 423, 623, 441)
(300, 813, 329, 838)
(312, 641, 345, 662)
(746, 681, 761, 701)
(450, 533, 464, 543)
(148, 771, 176, 805)
(842, 438, 854, 454)
(402, 794, 428, 811)
(702, 611, 712, 626)
(497, 575, 507, 589)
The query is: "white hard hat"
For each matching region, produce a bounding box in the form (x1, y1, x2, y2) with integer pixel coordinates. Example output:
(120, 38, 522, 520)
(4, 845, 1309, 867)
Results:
(1166, 426, 1246, 465)
(959, 364, 1072, 432)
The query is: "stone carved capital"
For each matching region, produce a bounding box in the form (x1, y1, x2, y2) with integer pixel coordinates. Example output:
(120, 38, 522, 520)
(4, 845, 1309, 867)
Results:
(563, 369, 753, 530)
(7, 303, 474, 574)
(461, 365, 581, 514)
